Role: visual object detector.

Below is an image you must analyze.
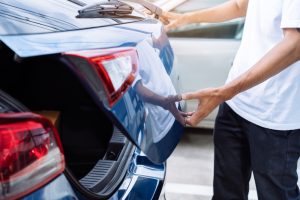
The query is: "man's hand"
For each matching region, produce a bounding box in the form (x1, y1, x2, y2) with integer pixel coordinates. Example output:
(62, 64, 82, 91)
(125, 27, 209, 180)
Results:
(182, 88, 229, 126)
(159, 11, 189, 32)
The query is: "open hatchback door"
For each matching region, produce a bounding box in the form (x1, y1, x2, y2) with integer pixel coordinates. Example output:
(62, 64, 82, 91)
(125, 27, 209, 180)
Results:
(62, 40, 185, 164)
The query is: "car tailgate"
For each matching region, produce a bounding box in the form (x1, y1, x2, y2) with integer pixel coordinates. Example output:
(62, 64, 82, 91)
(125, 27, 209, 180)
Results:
(0, 19, 184, 163)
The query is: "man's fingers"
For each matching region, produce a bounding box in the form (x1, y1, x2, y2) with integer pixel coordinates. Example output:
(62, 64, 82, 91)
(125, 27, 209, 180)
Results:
(185, 104, 209, 126)
(188, 109, 211, 126)
(185, 115, 202, 126)
(183, 87, 222, 126)
(165, 21, 180, 32)
(182, 91, 201, 100)
(185, 118, 194, 126)
(159, 17, 169, 25)
(161, 12, 182, 31)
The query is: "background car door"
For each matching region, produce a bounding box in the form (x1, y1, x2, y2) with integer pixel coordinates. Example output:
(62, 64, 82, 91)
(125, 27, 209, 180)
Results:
(168, 0, 244, 128)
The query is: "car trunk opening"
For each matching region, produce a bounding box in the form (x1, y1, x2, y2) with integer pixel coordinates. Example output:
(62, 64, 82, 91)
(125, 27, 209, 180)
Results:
(0, 44, 134, 198)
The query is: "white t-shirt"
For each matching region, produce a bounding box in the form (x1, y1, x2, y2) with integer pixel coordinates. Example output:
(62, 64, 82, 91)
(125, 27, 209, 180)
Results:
(226, 0, 300, 130)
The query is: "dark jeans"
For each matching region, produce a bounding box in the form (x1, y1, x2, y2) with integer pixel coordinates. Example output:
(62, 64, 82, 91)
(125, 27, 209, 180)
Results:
(212, 103, 300, 200)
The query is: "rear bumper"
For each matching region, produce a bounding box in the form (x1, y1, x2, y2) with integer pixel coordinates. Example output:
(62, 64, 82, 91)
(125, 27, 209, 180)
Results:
(110, 149, 166, 200)
(21, 148, 166, 200)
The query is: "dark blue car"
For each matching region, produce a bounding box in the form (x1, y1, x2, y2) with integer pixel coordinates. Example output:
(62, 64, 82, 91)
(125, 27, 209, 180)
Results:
(0, 0, 184, 199)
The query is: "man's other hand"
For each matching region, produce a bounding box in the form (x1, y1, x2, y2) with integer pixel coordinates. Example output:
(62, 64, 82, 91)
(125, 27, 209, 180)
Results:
(159, 11, 188, 32)
(182, 88, 227, 126)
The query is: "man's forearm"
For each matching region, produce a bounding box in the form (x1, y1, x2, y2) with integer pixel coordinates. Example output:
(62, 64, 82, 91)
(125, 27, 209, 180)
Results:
(220, 28, 300, 100)
(183, 0, 248, 24)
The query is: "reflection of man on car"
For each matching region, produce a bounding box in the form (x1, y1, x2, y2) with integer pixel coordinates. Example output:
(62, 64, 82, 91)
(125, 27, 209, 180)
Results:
(134, 82, 186, 126)
(133, 40, 188, 142)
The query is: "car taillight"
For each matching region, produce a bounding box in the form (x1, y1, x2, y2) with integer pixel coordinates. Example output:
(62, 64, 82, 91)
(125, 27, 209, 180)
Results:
(64, 48, 138, 106)
(0, 113, 65, 200)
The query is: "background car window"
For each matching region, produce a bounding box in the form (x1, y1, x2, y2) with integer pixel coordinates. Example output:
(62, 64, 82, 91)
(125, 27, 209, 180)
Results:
(167, 20, 244, 39)
(167, 0, 244, 39)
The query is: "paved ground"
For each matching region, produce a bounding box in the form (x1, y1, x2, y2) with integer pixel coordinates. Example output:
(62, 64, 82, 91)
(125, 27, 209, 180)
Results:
(165, 128, 257, 200)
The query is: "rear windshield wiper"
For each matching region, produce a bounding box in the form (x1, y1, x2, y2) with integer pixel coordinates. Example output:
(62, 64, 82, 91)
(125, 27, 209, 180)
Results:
(77, 0, 162, 19)
(77, 0, 134, 18)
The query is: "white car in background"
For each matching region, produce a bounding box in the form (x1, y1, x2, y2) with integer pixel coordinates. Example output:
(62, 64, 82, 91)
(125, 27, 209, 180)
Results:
(165, 0, 244, 128)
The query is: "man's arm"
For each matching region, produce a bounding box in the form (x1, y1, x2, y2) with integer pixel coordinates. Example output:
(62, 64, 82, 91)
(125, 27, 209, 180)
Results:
(182, 0, 248, 23)
(220, 28, 300, 99)
(160, 0, 248, 31)
(183, 28, 300, 126)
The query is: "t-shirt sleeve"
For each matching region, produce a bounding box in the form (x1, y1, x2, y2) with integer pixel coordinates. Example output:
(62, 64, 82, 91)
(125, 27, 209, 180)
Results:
(281, 0, 300, 28)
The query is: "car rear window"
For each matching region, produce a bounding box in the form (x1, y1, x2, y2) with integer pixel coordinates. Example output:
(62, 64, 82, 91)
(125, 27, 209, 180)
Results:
(0, 0, 142, 35)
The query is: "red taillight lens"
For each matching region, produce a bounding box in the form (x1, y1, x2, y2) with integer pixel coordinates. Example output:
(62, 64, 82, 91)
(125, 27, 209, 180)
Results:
(0, 113, 65, 200)
(65, 48, 138, 106)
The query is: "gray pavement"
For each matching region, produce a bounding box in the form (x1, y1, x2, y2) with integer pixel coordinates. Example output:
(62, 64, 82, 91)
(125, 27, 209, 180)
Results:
(165, 128, 257, 200)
